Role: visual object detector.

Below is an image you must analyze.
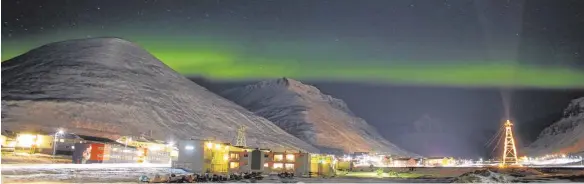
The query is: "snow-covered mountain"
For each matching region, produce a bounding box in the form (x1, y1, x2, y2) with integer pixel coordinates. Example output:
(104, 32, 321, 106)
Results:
(1, 38, 318, 153)
(221, 77, 415, 156)
(525, 97, 584, 156)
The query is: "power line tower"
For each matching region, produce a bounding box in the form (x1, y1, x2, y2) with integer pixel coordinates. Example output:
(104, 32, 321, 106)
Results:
(235, 126, 247, 147)
(502, 120, 518, 165)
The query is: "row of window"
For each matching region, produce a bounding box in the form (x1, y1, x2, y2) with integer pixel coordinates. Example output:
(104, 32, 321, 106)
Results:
(229, 153, 295, 162)
(228, 162, 295, 170)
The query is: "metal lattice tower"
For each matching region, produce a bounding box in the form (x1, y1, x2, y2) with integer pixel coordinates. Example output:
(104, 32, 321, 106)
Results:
(235, 126, 247, 147)
(502, 120, 518, 165)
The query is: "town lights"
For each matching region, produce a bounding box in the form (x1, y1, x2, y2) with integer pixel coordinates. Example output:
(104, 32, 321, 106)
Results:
(214, 143, 221, 150)
(286, 154, 295, 161)
(16, 134, 37, 147)
(223, 154, 229, 161)
(185, 145, 194, 150)
(206, 142, 213, 149)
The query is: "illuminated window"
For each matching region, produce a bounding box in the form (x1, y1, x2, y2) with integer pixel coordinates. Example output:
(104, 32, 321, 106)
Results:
(264, 163, 268, 167)
(230, 162, 240, 169)
(274, 154, 283, 161)
(273, 163, 283, 169)
(286, 154, 295, 162)
(285, 163, 294, 170)
(60, 139, 64, 142)
(230, 153, 239, 160)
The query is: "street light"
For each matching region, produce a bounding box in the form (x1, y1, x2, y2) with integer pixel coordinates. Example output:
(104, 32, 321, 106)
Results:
(53, 129, 64, 159)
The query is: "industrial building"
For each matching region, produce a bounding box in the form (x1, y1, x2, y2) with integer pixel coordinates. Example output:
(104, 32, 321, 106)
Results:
(392, 157, 420, 167)
(423, 157, 456, 167)
(72, 135, 171, 164)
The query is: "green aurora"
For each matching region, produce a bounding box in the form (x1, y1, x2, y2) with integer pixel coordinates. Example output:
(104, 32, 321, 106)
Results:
(2, 30, 583, 89)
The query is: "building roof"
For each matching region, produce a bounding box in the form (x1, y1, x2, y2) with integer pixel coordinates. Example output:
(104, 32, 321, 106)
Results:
(76, 134, 135, 148)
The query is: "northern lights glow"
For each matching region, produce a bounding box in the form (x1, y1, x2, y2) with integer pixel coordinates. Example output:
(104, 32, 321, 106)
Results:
(2, 0, 583, 88)
(2, 33, 583, 88)
(3, 43, 583, 88)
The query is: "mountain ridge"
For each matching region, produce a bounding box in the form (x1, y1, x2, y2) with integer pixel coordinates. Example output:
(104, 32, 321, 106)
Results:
(525, 97, 584, 156)
(1, 38, 319, 153)
(222, 77, 416, 156)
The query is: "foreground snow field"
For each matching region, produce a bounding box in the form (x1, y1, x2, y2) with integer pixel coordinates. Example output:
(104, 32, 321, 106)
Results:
(1, 164, 184, 183)
(3, 164, 583, 183)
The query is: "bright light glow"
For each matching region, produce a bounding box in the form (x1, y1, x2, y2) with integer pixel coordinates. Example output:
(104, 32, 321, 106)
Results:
(230, 153, 239, 159)
(274, 154, 283, 161)
(286, 154, 295, 162)
(214, 143, 221, 149)
(206, 142, 213, 149)
(57, 130, 64, 134)
(273, 163, 283, 169)
(230, 162, 239, 169)
(16, 134, 38, 147)
(71, 146, 75, 149)
(167, 141, 174, 146)
(185, 145, 194, 150)
(223, 154, 229, 161)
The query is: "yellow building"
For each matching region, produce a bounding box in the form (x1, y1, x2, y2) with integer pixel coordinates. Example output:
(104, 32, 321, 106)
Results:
(424, 157, 444, 167)
(12, 132, 54, 154)
(173, 140, 234, 174)
(310, 154, 336, 176)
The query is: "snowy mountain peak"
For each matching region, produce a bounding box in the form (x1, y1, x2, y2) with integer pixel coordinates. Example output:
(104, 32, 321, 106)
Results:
(526, 96, 584, 156)
(221, 78, 416, 156)
(256, 77, 321, 95)
(563, 97, 584, 118)
(1, 38, 319, 153)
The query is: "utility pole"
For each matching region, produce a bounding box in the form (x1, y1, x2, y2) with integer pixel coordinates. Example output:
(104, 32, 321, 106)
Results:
(502, 120, 518, 165)
(53, 129, 64, 160)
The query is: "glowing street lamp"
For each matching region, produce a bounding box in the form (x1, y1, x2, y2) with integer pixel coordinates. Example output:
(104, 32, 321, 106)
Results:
(53, 129, 64, 159)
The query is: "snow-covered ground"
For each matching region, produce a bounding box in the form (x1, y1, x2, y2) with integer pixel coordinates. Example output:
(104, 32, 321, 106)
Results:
(3, 164, 583, 183)
(1, 166, 448, 183)
(1, 153, 71, 164)
(1, 164, 184, 183)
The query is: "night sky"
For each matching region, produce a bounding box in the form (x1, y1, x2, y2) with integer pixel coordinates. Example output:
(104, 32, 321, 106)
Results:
(2, 0, 584, 157)
(2, 0, 583, 87)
